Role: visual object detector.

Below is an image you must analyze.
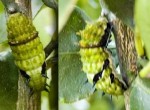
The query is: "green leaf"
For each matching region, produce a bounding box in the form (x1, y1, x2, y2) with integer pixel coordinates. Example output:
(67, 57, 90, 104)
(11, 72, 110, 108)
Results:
(42, 0, 57, 10)
(59, 0, 78, 32)
(59, 7, 94, 103)
(0, 51, 18, 110)
(77, 0, 101, 20)
(130, 76, 150, 110)
(134, 0, 150, 59)
(89, 91, 125, 110)
(0, 41, 10, 52)
(0, 2, 7, 43)
(101, 0, 134, 28)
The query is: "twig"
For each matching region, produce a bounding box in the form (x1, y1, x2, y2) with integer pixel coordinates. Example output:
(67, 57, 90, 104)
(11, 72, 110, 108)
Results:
(112, 17, 138, 110)
(44, 1, 58, 58)
(41, 1, 58, 109)
(44, 31, 58, 58)
(48, 51, 58, 110)
(112, 18, 138, 86)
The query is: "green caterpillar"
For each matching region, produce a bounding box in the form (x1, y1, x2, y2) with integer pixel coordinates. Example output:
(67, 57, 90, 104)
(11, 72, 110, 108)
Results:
(78, 17, 126, 95)
(7, 13, 48, 93)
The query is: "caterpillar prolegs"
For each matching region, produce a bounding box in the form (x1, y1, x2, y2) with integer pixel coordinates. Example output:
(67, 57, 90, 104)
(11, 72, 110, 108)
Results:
(7, 13, 48, 92)
(78, 17, 127, 95)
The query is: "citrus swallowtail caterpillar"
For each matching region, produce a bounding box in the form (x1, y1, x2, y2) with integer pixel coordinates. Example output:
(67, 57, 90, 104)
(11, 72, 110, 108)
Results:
(78, 17, 127, 95)
(7, 12, 48, 92)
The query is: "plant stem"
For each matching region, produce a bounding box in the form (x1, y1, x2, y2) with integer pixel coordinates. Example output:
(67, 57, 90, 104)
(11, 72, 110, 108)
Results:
(44, 5, 58, 58)
(15, 0, 32, 17)
(49, 51, 58, 110)
(17, 75, 41, 110)
(15, 0, 41, 110)
(47, 4, 58, 109)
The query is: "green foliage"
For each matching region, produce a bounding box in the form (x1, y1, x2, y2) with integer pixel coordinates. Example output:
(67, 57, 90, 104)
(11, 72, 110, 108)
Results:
(59, 0, 101, 32)
(77, 0, 101, 20)
(89, 91, 125, 110)
(130, 76, 150, 110)
(135, 0, 150, 78)
(0, 1, 7, 43)
(59, 7, 95, 103)
(133, 1, 150, 109)
(0, 52, 18, 110)
(33, 6, 53, 48)
(101, 0, 134, 28)
(42, 0, 57, 10)
(59, 0, 78, 32)
(134, 0, 150, 60)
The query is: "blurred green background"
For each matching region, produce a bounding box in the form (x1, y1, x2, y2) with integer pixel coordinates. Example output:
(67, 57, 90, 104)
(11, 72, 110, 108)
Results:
(59, 0, 101, 32)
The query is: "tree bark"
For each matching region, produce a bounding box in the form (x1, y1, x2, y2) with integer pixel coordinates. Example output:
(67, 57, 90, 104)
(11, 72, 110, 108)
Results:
(112, 18, 138, 110)
(112, 18, 138, 86)
(15, 0, 32, 17)
(17, 75, 41, 110)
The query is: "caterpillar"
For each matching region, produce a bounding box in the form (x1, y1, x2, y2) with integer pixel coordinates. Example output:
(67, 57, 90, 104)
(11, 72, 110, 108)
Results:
(7, 12, 48, 93)
(77, 17, 127, 95)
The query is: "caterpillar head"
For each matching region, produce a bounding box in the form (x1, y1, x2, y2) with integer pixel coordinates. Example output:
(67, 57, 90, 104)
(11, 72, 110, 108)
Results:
(77, 17, 108, 48)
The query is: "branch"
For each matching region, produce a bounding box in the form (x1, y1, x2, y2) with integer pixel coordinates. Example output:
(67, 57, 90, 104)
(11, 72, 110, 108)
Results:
(48, 51, 58, 109)
(44, 2, 58, 58)
(41, 1, 58, 108)
(112, 18, 138, 110)
(42, 1, 58, 109)
(112, 18, 138, 86)
(46, 55, 58, 69)
(1, 0, 31, 16)
(15, 0, 32, 17)
(44, 30, 58, 58)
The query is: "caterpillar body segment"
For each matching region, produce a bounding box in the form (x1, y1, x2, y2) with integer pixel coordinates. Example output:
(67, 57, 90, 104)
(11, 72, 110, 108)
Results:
(7, 13, 48, 92)
(78, 16, 126, 95)
(78, 17, 111, 48)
